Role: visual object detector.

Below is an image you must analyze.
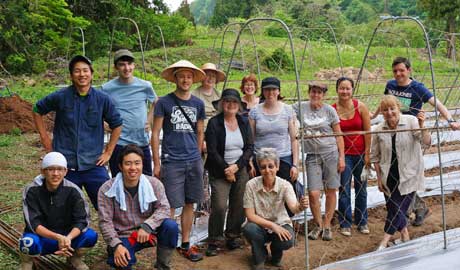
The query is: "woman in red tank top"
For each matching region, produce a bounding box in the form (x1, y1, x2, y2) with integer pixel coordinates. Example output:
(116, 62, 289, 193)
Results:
(332, 77, 371, 237)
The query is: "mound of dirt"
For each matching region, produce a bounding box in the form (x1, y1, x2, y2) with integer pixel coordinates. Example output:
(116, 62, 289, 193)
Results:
(0, 95, 53, 134)
(315, 66, 385, 81)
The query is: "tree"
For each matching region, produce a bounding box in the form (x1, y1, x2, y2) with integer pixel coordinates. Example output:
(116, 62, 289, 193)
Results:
(176, 0, 195, 26)
(418, 0, 460, 58)
(0, 0, 89, 73)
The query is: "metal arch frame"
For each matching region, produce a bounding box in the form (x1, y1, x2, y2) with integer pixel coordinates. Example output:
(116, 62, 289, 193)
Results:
(66, 26, 86, 59)
(144, 25, 168, 66)
(217, 23, 245, 68)
(298, 34, 313, 79)
(295, 23, 344, 77)
(216, 22, 261, 83)
(223, 18, 309, 268)
(107, 17, 146, 80)
(356, 16, 448, 249)
(419, 37, 458, 89)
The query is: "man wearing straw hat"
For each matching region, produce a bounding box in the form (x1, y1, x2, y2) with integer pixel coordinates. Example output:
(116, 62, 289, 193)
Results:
(101, 49, 157, 177)
(19, 152, 97, 270)
(151, 60, 206, 261)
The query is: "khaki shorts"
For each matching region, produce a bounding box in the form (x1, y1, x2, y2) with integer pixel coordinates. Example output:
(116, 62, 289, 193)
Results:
(306, 151, 340, 191)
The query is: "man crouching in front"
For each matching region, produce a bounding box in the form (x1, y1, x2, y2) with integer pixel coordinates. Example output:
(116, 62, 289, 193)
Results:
(19, 152, 97, 270)
(98, 144, 178, 270)
(243, 148, 309, 270)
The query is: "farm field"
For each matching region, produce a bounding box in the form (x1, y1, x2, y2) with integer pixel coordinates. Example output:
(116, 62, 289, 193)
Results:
(1, 24, 460, 269)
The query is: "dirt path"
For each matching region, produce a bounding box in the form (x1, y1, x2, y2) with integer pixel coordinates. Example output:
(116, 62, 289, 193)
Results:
(88, 191, 460, 270)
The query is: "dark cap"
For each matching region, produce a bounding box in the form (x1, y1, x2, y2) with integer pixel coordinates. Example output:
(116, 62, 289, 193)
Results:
(68, 55, 93, 73)
(261, 77, 280, 89)
(308, 81, 328, 92)
(114, 49, 134, 64)
(212, 88, 243, 111)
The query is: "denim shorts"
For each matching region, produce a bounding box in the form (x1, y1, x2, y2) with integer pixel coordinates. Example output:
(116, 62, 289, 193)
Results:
(306, 151, 340, 190)
(160, 158, 203, 208)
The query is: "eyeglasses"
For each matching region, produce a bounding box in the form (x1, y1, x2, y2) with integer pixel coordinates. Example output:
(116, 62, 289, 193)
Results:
(259, 164, 276, 170)
(44, 167, 66, 172)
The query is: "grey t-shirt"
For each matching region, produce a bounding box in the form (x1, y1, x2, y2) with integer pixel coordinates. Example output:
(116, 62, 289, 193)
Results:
(292, 101, 339, 154)
(249, 103, 294, 157)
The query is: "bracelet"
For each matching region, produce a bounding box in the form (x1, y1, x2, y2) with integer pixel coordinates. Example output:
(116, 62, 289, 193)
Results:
(292, 164, 297, 168)
(447, 118, 456, 123)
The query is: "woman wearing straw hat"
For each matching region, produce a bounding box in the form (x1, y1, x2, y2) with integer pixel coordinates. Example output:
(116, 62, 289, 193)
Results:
(151, 60, 206, 261)
(192, 63, 226, 126)
(192, 63, 226, 213)
(204, 88, 253, 256)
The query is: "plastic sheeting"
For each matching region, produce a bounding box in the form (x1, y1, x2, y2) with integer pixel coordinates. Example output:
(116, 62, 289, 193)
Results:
(315, 228, 460, 270)
(293, 171, 460, 221)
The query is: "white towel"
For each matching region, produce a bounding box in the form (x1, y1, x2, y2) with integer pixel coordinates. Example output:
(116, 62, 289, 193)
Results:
(104, 173, 157, 213)
(33, 175, 44, 185)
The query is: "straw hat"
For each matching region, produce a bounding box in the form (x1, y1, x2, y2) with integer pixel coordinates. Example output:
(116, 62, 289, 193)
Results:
(161, 60, 206, 83)
(201, 63, 226, 83)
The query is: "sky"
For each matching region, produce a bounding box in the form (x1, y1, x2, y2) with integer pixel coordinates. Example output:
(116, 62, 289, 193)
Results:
(165, 0, 196, 12)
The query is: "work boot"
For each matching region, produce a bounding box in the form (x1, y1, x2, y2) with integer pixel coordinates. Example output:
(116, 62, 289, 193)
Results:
(155, 246, 174, 270)
(69, 248, 89, 270)
(18, 253, 34, 270)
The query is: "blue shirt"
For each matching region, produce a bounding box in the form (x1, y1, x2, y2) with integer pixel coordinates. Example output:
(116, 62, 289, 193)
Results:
(101, 77, 156, 146)
(384, 79, 433, 116)
(35, 86, 122, 171)
(154, 93, 205, 162)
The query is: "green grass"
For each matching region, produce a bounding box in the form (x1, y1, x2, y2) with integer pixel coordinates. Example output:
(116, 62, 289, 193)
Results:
(6, 32, 460, 104)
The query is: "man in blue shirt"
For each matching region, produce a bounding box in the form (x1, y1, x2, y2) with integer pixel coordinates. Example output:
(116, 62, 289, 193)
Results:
(32, 55, 122, 210)
(372, 56, 460, 226)
(101, 49, 157, 177)
(151, 60, 206, 262)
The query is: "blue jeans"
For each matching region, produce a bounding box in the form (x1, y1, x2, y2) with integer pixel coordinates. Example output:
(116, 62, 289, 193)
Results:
(19, 229, 97, 256)
(106, 219, 178, 269)
(66, 166, 110, 210)
(338, 154, 368, 228)
(242, 222, 294, 265)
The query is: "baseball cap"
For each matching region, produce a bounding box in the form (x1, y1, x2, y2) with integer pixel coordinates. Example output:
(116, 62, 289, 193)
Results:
(261, 77, 281, 89)
(68, 55, 93, 73)
(114, 49, 135, 64)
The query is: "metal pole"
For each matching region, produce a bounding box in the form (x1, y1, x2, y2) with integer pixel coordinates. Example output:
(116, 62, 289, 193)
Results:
(217, 22, 261, 83)
(223, 19, 308, 269)
(66, 26, 86, 59)
(356, 16, 447, 248)
(108, 17, 146, 80)
(156, 25, 168, 65)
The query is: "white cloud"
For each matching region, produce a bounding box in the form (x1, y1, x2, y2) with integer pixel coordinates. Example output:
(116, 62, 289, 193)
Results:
(164, 0, 195, 12)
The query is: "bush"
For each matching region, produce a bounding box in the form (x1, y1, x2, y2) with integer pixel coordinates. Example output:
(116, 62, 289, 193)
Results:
(5, 54, 28, 74)
(263, 48, 293, 71)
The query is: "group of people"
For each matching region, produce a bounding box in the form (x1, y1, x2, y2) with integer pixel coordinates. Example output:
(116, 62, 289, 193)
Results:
(18, 51, 459, 270)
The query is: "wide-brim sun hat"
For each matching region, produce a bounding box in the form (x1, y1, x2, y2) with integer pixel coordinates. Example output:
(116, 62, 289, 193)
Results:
(161, 60, 206, 83)
(201, 63, 226, 83)
(212, 88, 245, 112)
(308, 81, 328, 92)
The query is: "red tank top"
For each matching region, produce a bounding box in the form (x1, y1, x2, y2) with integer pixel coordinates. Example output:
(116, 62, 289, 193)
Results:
(332, 99, 365, 155)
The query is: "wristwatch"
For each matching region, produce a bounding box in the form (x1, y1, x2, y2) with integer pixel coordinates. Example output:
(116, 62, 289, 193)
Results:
(447, 118, 456, 123)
